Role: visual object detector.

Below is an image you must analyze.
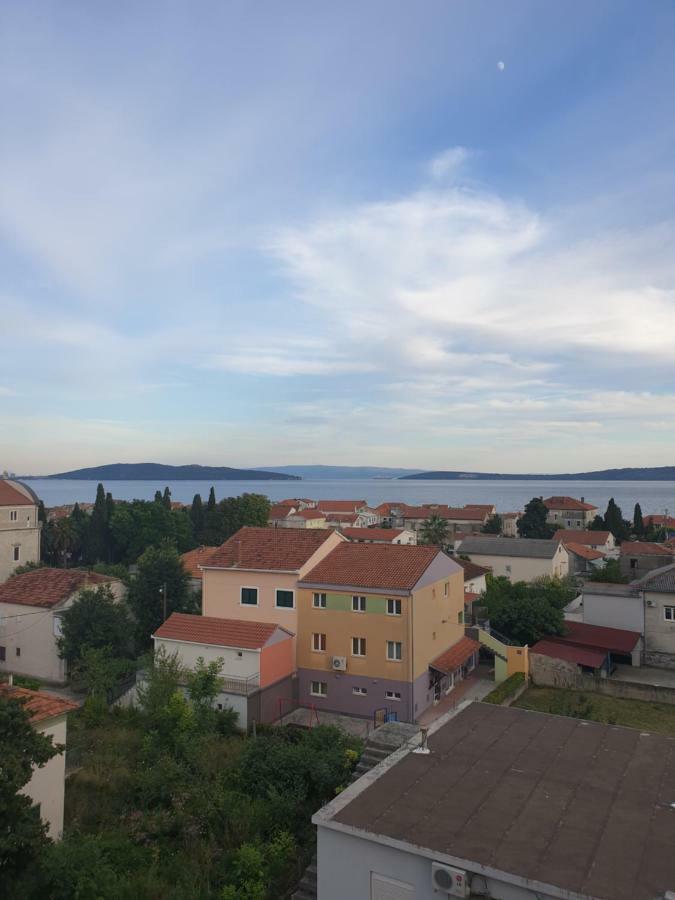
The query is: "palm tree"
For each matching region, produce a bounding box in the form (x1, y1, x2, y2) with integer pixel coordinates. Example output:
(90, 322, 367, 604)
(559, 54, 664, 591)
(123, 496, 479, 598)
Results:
(52, 518, 77, 568)
(420, 514, 449, 546)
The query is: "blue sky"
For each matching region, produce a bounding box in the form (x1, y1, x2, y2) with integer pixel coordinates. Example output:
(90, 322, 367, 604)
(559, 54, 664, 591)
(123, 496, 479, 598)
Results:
(2, 1, 675, 474)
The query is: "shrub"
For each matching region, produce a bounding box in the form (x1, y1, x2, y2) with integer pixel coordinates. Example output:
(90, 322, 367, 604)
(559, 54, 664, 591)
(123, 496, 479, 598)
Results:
(482, 672, 526, 705)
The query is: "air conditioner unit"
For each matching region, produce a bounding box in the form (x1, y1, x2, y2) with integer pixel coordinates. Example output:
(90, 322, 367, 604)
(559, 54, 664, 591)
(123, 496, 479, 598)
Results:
(646, 599, 656, 607)
(431, 862, 469, 897)
(331, 656, 347, 671)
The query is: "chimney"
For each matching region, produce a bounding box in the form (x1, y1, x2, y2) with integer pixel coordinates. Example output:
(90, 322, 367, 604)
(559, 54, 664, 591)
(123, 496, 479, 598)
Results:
(581, 496, 585, 503)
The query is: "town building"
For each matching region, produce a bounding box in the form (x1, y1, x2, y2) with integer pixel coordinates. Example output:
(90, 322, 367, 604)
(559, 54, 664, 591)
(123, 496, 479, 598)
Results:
(374, 503, 490, 537)
(552, 529, 616, 555)
(341, 527, 417, 545)
(455, 536, 569, 582)
(1, 681, 78, 839)
(619, 541, 674, 579)
(179, 545, 216, 592)
(543, 495, 598, 529)
(0, 568, 125, 683)
(563, 542, 606, 575)
(200, 527, 345, 639)
(317, 500, 379, 528)
(152, 612, 294, 728)
(530, 620, 642, 681)
(633, 563, 675, 668)
(314, 702, 675, 900)
(644, 514, 675, 534)
(268, 504, 328, 528)
(500, 511, 520, 537)
(0, 480, 41, 583)
(295, 542, 473, 722)
(451, 558, 490, 623)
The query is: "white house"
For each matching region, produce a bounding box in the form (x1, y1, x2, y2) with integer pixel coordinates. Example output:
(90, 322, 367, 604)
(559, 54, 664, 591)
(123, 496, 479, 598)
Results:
(455, 536, 569, 582)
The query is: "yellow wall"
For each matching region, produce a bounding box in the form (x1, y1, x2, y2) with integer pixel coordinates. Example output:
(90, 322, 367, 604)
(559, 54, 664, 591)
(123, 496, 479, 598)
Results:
(409, 569, 465, 680)
(507, 644, 529, 677)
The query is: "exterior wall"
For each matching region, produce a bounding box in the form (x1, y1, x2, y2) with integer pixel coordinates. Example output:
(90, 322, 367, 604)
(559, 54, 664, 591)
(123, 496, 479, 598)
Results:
(153, 636, 261, 679)
(317, 822, 562, 900)
(409, 565, 465, 685)
(620, 552, 673, 580)
(644, 589, 675, 660)
(581, 588, 643, 633)
(462, 547, 568, 583)
(0, 519, 40, 583)
(297, 665, 413, 720)
(248, 672, 296, 725)
(464, 573, 487, 594)
(201, 530, 342, 636)
(545, 507, 596, 529)
(23, 715, 67, 840)
(215, 690, 248, 728)
(259, 636, 294, 687)
(507, 645, 529, 677)
(501, 516, 519, 538)
(0, 601, 65, 683)
(281, 515, 327, 529)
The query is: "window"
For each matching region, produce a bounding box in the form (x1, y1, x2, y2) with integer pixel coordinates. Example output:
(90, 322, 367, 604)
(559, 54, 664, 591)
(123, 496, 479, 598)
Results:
(13, 547, 20, 562)
(630, 558, 638, 570)
(352, 686, 367, 696)
(312, 633, 326, 652)
(10, 510, 17, 521)
(236, 651, 243, 658)
(313, 592, 327, 608)
(665, 607, 675, 621)
(0, 646, 5, 662)
(385, 690, 401, 701)
(53, 616, 63, 637)
(387, 598, 402, 616)
(16, 647, 20, 657)
(352, 637, 367, 656)
(386, 641, 402, 661)
(444, 581, 449, 597)
(240, 587, 258, 606)
(458, 611, 464, 625)
(275, 589, 295, 609)
(310, 681, 327, 697)
(352, 595, 366, 612)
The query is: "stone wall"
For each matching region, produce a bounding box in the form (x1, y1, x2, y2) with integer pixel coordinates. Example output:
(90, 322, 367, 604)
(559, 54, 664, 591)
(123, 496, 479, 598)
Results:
(530, 652, 675, 706)
(643, 650, 675, 670)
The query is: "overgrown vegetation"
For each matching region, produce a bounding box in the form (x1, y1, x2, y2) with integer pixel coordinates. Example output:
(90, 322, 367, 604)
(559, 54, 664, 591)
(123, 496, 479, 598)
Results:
(480, 574, 576, 645)
(482, 672, 525, 705)
(9, 650, 362, 899)
(514, 687, 675, 737)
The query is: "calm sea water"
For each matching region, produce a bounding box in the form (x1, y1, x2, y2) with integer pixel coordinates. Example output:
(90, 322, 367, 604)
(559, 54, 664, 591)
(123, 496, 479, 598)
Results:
(23, 478, 675, 516)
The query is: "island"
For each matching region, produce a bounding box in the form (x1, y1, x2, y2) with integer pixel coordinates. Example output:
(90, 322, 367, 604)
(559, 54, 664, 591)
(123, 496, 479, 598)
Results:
(41, 463, 300, 481)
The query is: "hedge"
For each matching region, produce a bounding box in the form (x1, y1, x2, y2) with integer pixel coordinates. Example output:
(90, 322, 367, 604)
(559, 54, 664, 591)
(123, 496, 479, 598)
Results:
(482, 672, 526, 705)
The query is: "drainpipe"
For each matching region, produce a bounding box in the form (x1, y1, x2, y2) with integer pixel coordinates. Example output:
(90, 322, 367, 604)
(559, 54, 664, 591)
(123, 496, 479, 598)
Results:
(408, 590, 415, 724)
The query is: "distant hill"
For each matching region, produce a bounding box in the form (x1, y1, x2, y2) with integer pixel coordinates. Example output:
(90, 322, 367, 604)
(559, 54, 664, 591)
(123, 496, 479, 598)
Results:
(258, 465, 423, 480)
(42, 463, 299, 481)
(401, 466, 675, 481)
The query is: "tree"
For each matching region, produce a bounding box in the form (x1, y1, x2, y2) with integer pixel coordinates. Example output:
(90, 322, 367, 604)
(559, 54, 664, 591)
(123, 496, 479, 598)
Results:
(482, 513, 502, 535)
(128, 542, 195, 646)
(51, 519, 78, 568)
(56, 585, 134, 670)
(587, 559, 628, 583)
(162, 486, 172, 510)
(109, 500, 193, 564)
(0, 694, 59, 892)
(84, 484, 109, 564)
(154, 490, 163, 504)
(603, 498, 630, 542)
(589, 514, 607, 531)
(190, 494, 205, 542)
(516, 497, 554, 539)
(420, 514, 449, 546)
(633, 503, 644, 538)
(480, 575, 567, 645)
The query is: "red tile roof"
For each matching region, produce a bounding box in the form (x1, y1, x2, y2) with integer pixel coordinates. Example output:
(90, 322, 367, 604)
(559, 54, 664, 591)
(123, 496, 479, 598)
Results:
(153, 612, 289, 649)
(557, 621, 641, 654)
(620, 542, 673, 557)
(451, 558, 491, 581)
(269, 504, 294, 519)
(289, 509, 326, 520)
(565, 542, 605, 561)
(403, 506, 487, 521)
(342, 528, 405, 542)
(204, 527, 338, 572)
(0, 568, 117, 608)
(180, 546, 217, 579)
(431, 637, 481, 674)
(531, 639, 607, 668)
(0, 480, 34, 506)
(553, 529, 611, 546)
(317, 500, 367, 513)
(544, 496, 597, 512)
(644, 515, 675, 529)
(0, 684, 79, 723)
(299, 543, 445, 591)
(464, 591, 481, 604)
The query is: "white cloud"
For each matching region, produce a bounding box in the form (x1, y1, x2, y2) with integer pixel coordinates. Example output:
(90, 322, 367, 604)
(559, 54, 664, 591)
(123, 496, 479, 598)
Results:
(428, 146, 470, 179)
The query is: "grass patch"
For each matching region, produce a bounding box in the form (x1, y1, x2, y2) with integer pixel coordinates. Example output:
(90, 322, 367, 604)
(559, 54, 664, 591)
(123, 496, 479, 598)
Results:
(514, 687, 675, 737)
(482, 672, 525, 705)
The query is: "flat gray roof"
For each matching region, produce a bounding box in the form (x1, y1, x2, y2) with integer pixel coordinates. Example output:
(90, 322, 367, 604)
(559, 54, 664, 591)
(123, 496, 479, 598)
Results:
(327, 703, 675, 900)
(459, 536, 560, 559)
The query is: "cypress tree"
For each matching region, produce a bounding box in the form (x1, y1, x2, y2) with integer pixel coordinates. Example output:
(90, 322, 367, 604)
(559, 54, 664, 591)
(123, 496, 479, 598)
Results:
(633, 503, 644, 537)
(207, 487, 216, 512)
(604, 498, 629, 542)
(190, 494, 205, 542)
(162, 486, 172, 510)
(154, 490, 163, 504)
(86, 483, 108, 564)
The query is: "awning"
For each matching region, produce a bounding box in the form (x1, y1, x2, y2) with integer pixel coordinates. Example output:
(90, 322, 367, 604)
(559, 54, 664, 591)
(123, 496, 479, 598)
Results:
(430, 636, 481, 675)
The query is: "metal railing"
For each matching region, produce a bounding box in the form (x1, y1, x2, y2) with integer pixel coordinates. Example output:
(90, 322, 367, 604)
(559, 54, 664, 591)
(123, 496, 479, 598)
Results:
(484, 624, 518, 646)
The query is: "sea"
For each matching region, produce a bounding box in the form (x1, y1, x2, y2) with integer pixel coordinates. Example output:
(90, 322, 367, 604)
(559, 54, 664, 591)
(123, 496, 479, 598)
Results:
(23, 478, 675, 517)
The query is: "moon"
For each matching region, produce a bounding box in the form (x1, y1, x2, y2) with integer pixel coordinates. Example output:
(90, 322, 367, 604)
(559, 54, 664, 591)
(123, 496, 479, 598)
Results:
(497, 61, 505, 71)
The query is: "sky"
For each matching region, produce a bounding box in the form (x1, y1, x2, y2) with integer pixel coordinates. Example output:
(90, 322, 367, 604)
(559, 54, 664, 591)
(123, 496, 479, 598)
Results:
(2, 0, 675, 474)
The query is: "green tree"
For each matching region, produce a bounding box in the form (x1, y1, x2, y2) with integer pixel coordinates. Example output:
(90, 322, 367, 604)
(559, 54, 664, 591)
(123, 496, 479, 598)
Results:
(202, 487, 223, 544)
(0, 694, 59, 892)
(220, 494, 271, 542)
(482, 513, 502, 535)
(190, 493, 205, 542)
(481, 575, 566, 645)
(420, 514, 449, 546)
(85, 483, 109, 564)
(52, 518, 78, 568)
(57, 585, 134, 670)
(109, 500, 193, 564)
(9, 560, 45, 578)
(603, 498, 630, 542)
(589, 514, 607, 531)
(632, 503, 644, 538)
(128, 542, 195, 645)
(587, 559, 628, 583)
(162, 486, 172, 510)
(516, 497, 554, 539)
(154, 489, 163, 504)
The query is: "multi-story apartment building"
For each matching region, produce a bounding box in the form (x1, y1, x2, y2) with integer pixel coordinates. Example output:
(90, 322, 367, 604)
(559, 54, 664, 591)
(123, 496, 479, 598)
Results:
(295, 543, 474, 722)
(543, 495, 598, 529)
(0, 480, 41, 582)
(200, 527, 345, 638)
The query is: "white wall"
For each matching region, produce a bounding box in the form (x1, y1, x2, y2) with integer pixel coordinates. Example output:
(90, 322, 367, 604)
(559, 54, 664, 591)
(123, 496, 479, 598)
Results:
(581, 589, 643, 633)
(153, 636, 261, 679)
(644, 590, 675, 656)
(23, 715, 67, 840)
(462, 548, 568, 583)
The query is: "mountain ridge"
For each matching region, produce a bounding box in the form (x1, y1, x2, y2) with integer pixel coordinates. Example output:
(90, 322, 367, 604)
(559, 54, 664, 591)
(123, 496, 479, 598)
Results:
(401, 466, 675, 481)
(36, 463, 299, 481)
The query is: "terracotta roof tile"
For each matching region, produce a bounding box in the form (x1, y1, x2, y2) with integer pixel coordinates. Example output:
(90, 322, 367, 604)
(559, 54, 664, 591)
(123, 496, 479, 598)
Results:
(431, 637, 480, 674)
(0, 568, 117, 608)
(543, 495, 597, 511)
(403, 505, 488, 521)
(154, 612, 290, 649)
(553, 529, 611, 546)
(269, 504, 294, 519)
(0, 684, 79, 723)
(531, 640, 606, 668)
(203, 526, 338, 571)
(0, 480, 34, 506)
(317, 500, 367, 513)
(620, 541, 673, 557)
(342, 528, 405, 542)
(564, 542, 605, 561)
(451, 557, 491, 581)
(179, 546, 217, 579)
(289, 509, 326, 520)
(644, 515, 675, 529)
(557, 621, 641, 654)
(299, 543, 450, 591)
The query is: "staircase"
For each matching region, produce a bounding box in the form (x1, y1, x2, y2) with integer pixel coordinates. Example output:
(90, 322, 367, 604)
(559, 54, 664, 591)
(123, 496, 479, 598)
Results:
(292, 722, 419, 899)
